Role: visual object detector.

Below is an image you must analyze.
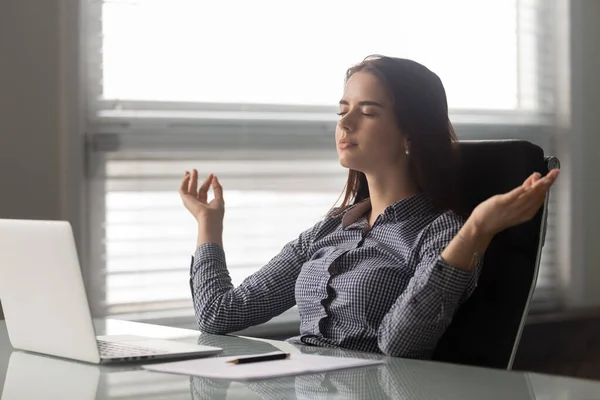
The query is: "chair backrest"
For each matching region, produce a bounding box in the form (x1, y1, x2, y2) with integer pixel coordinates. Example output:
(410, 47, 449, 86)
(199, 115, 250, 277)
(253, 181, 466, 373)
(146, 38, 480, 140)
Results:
(431, 140, 559, 369)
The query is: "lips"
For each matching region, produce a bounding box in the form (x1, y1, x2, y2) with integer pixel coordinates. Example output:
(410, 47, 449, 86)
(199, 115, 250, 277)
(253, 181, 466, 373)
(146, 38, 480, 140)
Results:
(338, 139, 357, 149)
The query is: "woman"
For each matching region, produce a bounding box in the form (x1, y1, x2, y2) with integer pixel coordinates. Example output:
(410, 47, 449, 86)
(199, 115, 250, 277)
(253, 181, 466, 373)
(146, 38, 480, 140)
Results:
(179, 55, 559, 359)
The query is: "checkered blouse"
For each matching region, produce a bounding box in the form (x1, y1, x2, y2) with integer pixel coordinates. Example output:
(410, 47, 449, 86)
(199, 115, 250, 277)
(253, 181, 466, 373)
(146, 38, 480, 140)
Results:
(190, 193, 481, 358)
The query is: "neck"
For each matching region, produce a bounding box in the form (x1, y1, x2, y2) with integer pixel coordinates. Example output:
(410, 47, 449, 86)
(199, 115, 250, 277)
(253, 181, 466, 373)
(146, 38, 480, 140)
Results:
(364, 167, 419, 223)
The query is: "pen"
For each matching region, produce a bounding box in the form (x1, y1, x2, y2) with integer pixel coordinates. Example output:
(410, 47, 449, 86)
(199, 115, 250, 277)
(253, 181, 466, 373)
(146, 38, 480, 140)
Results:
(226, 352, 291, 364)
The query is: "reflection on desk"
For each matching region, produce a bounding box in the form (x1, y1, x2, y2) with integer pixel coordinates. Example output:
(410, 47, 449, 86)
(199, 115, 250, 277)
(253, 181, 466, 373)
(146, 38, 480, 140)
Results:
(1, 320, 600, 400)
(189, 339, 534, 400)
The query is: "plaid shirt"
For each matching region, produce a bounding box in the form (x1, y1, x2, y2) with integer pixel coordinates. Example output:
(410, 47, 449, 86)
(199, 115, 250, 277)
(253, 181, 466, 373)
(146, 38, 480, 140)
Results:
(190, 193, 481, 359)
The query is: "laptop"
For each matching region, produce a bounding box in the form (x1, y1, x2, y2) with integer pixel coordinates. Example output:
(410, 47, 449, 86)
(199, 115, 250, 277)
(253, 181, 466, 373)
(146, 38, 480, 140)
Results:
(0, 219, 222, 364)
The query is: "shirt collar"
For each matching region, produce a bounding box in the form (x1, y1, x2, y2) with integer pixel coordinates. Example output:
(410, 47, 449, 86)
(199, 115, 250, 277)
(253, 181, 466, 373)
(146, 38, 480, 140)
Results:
(341, 193, 438, 228)
(341, 198, 371, 228)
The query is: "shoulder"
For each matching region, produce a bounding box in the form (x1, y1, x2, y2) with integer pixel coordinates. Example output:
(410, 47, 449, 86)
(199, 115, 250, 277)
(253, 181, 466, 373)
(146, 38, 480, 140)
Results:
(299, 209, 344, 242)
(315, 208, 345, 235)
(418, 210, 466, 254)
(406, 208, 465, 240)
(427, 209, 466, 233)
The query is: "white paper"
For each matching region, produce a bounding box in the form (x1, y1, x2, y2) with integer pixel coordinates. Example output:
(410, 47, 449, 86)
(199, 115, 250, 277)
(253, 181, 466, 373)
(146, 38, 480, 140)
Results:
(142, 351, 385, 381)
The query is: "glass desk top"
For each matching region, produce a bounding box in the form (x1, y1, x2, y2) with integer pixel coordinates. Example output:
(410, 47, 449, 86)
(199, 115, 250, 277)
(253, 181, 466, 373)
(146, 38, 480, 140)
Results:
(0, 320, 599, 399)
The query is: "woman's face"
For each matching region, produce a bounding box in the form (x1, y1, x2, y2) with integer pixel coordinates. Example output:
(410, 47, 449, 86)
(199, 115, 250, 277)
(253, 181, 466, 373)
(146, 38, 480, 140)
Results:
(335, 71, 407, 174)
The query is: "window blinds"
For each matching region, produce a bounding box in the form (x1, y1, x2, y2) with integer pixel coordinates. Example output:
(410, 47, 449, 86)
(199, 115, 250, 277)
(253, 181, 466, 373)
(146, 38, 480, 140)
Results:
(85, 0, 562, 325)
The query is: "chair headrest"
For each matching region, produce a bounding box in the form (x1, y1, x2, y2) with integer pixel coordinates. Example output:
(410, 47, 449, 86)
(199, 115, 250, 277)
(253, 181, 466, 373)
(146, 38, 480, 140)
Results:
(457, 140, 547, 252)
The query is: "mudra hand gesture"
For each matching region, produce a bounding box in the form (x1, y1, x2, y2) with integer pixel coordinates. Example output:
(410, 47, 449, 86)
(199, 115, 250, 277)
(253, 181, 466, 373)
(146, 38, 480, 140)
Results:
(469, 169, 560, 237)
(179, 169, 225, 246)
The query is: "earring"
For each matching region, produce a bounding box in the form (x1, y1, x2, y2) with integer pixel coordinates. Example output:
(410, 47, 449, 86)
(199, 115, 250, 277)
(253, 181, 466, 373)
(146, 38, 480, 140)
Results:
(405, 149, 410, 155)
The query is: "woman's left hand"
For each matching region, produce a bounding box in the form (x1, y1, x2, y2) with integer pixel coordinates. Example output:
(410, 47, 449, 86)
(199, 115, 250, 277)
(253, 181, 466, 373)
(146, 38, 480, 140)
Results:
(469, 169, 560, 237)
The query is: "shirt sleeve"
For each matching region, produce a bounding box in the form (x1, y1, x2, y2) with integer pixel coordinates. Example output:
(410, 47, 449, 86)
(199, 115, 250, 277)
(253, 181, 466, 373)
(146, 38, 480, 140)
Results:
(189, 221, 321, 334)
(377, 211, 482, 358)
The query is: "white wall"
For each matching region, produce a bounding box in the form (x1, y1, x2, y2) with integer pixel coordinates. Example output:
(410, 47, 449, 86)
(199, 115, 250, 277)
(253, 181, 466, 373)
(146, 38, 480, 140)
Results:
(0, 0, 85, 320)
(557, 0, 600, 308)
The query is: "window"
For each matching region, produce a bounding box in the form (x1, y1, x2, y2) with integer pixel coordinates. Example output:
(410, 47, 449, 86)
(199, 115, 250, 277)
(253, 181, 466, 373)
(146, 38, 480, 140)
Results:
(99, 0, 536, 111)
(85, 0, 560, 328)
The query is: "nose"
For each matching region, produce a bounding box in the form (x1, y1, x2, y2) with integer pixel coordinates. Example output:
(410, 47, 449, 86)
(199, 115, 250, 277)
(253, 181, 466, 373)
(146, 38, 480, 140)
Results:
(337, 113, 355, 134)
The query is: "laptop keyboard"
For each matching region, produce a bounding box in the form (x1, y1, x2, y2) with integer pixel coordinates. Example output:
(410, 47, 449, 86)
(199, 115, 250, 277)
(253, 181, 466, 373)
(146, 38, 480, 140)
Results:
(97, 340, 165, 358)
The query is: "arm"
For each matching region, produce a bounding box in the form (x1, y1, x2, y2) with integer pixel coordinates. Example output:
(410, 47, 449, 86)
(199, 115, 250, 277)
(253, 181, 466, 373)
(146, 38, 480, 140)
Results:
(377, 169, 560, 358)
(190, 224, 318, 334)
(377, 212, 483, 358)
(179, 169, 320, 334)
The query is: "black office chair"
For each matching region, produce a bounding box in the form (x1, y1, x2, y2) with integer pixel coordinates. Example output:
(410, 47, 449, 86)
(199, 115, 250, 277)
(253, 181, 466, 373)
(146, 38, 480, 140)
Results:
(431, 140, 560, 370)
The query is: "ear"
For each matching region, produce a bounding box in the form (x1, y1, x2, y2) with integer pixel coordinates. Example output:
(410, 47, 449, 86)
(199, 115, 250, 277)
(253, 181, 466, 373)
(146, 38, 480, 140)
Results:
(403, 137, 411, 154)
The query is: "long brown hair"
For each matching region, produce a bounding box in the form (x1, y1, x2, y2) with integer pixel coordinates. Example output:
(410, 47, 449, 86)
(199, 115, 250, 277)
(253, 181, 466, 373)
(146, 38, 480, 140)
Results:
(332, 55, 462, 216)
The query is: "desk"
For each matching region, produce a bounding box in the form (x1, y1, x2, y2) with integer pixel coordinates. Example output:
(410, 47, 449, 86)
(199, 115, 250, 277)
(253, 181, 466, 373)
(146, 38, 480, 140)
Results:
(0, 320, 599, 399)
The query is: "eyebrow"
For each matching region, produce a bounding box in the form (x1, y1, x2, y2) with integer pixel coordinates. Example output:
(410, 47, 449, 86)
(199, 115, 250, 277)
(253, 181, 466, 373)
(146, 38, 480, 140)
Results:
(339, 100, 385, 108)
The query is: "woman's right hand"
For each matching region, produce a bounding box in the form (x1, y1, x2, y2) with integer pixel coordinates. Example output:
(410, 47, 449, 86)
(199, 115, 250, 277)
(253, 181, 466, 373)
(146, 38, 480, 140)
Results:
(179, 169, 225, 225)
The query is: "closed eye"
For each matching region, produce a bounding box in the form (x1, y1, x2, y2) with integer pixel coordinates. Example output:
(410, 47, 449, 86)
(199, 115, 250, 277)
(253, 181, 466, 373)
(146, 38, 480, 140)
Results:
(337, 111, 375, 117)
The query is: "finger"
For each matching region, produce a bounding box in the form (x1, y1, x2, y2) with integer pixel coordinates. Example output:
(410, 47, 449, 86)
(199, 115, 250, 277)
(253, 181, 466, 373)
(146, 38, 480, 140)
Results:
(517, 179, 548, 202)
(519, 169, 558, 198)
(212, 175, 224, 201)
(523, 172, 541, 188)
(530, 172, 542, 185)
(198, 173, 213, 203)
(179, 171, 191, 195)
(546, 168, 560, 182)
(531, 170, 559, 190)
(189, 169, 199, 195)
(508, 170, 559, 217)
(503, 185, 529, 202)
